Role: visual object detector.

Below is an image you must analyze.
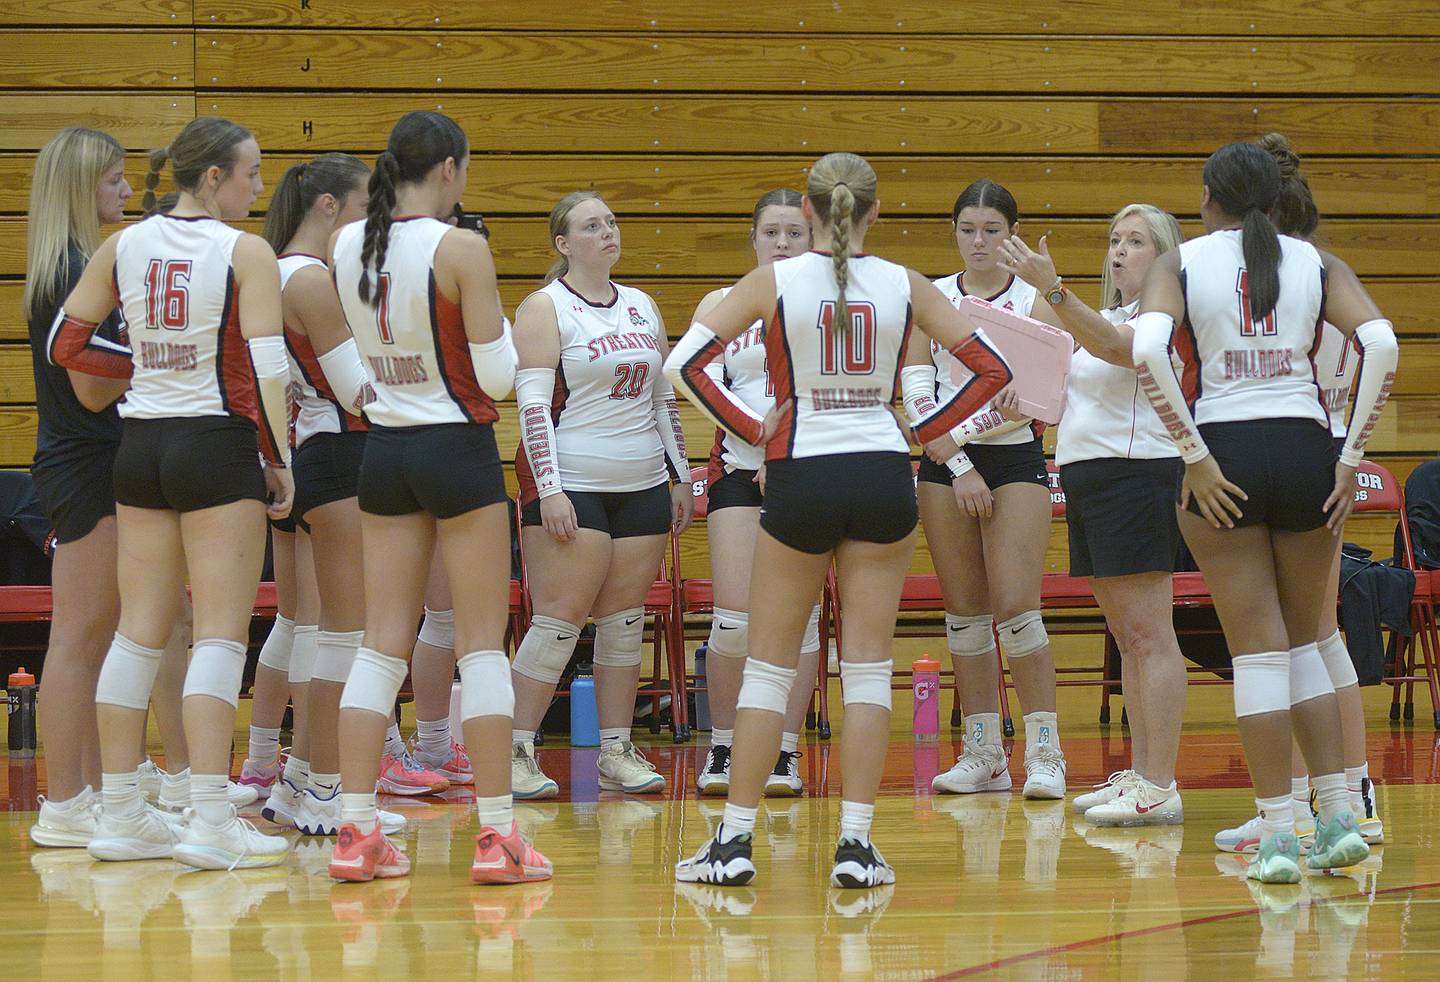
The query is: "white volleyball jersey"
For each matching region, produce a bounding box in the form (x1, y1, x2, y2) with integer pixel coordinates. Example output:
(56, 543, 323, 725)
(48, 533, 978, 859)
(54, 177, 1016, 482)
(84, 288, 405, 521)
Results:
(279, 253, 368, 448)
(1055, 302, 1179, 466)
(1312, 322, 1358, 438)
(1176, 229, 1327, 426)
(761, 252, 913, 460)
(515, 278, 668, 500)
(333, 217, 497, 429)
(931, 273, 1041, 445)
(703, 286, 771, 475)
(112, 214, 278, 446)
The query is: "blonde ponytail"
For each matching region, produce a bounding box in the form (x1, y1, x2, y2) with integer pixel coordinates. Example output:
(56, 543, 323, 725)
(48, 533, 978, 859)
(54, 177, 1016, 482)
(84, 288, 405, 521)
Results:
(829, 182, 855, 331)
(806, 152, 876, 337)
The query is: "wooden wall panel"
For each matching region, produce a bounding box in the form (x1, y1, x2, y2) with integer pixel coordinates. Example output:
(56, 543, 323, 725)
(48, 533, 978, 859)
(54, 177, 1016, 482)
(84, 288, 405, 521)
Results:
(0, 31, 193, 88)
(0, 1, 189, 26)
(0, 94, 196, 150)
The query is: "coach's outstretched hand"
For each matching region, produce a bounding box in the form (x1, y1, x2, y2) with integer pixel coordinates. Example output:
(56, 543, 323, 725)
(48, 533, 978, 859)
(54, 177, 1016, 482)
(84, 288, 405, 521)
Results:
(1181, 455, 1247, 529)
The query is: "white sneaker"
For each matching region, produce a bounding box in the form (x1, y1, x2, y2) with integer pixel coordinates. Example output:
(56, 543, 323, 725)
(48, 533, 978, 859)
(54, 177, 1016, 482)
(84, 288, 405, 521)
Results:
(87, 804, 183, 861)
(1021, 746, 1067, 800)
(696, 744, 731, 796)
(157, 769, 262, 811)
(1084, 777, 1183, 826)
(296, 788, 404, 836)
(1356, 777, 1385, 844)
(30, 787, 100, 848)
(173, 806, 291, 870)
(597, 741, 666, 794)
(1214, 814, 1264, 854)
(261, 776, 303, 827)
(138, 759, 164, 801)
(932, 739, 1011, 795)
(512, 741, 559, 800)
(1072, 770, 1136, 814)
(764, 750, 804, 797)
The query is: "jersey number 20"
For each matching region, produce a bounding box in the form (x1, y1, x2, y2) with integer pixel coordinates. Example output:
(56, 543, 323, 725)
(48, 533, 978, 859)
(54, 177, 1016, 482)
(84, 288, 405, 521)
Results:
(816, 301, 877, 375)
(143, 259, 191, 331)
(610, 361, 650, 400)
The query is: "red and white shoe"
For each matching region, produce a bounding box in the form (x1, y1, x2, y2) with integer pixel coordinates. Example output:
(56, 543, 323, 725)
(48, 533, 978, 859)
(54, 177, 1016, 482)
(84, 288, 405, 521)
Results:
(376, 753, 450, 796)
(471, 824, 553, 885)
(328, 822, 411, 882)
(410, 737, 474, 786)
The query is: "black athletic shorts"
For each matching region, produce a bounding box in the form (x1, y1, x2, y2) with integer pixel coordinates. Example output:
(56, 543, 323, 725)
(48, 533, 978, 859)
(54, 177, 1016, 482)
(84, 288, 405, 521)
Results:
(32, 449, 116, 545)
(113, 416, 267, 513)
(359, 423, 507, 519)
(1184, 418, 1336, 532)
(295, 430, 367, 523)
(521, 481, 671, 538)
(270, 513, 300, 534)
(1061, 457, 1183, 578)
(916, 436, 1049, 490)
(707, 467, 763, 512)
(760, 451, 917, 555)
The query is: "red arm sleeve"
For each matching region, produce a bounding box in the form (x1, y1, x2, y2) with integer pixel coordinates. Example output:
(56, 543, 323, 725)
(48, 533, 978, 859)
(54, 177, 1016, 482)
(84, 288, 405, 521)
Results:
(911, 333, 1011, 445)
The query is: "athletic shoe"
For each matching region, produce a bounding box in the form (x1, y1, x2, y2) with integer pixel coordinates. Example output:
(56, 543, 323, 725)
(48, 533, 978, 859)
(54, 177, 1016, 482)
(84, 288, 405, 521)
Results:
(30, 787, 100, 848)
(173, 806, 291, 870)
(1072, 770, 1137, 814)
(765, 751, 804, 797)
(137, 759, 164, 801)
(328, 822, 411, 882)
(1306, 811, 1370, 870)
(262, 777, 303, 827)
(1084, 777, 1183, 827)
(597, 741, 666, 794)
(512, 741, 559, 800)
(677, 881, 757, 918)
(931, 739, 1010, 795)
(674, 824, 755, 886)
(87, 804, 182, 861)
(830, 837, 896, 889)
(1021, 745, 1067, 800)
(157, 771, 262, 812)
(409, 737, 474, 786)
(1294, 808, 1316, 850)
(1246, 831, 1302, 884)
(1215, 814, 1264, 854)
(1356, 777, 1384, 844)
(376, 753, 449, 796)
(237, 756, 281, 799)
(696, 744, 731, 796)
(296, 789, 405, 836)
(471, 824, 554, 884)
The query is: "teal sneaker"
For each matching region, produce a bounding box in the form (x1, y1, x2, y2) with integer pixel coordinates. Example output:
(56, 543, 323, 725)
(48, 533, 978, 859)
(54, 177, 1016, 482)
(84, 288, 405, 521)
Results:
(1245, 831, 1302, 884)
(1306, 811, 1370, 871)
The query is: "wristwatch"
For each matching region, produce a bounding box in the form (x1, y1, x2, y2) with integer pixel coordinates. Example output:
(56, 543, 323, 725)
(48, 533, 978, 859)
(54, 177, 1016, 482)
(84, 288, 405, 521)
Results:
(1046, 278, 1068, 307)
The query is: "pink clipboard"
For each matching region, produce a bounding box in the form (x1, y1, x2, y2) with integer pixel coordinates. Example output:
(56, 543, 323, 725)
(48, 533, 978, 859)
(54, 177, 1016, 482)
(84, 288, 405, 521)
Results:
(953, 296, 1072, 425)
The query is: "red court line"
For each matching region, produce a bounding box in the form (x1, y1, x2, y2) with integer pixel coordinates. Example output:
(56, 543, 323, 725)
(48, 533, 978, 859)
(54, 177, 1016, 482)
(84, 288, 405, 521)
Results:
(929, 878, 1440, 979)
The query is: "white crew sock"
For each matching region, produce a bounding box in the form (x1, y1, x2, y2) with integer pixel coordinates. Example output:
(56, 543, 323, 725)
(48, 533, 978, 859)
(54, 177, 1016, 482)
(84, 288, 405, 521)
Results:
(191, 773, 230, 826)
(719, 802, 756, 841)
(101, 770, 144, 817)
(384, 722, 405, 759)
(341, 792, 378, 834)
(475, 793, 515, 836)
(248, 725, 281, 764)
(1312, 772, 1351, 824)
(599, 727, 629, 747)
(1256, 794, 1294, 846)
(415, 717, 452, 760)
(1022, 711, 1060, 753)
(710, 727, 734, 749)
(839, 800, 875, 844)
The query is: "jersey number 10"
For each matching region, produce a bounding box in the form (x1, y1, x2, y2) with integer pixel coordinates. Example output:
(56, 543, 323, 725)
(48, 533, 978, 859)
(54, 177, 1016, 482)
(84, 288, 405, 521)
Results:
(816, 301, 877, 375)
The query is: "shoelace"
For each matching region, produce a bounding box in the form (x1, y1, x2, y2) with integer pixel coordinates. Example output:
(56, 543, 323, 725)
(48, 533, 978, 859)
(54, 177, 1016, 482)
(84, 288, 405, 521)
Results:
(1027, 746, 1065, 772)
(1092, 769, 1133, 791)
(706, 746, 731, 773)
(224, 814, 272, 872)
(615, 744, 658, 772)
(513, 745, 545, 776)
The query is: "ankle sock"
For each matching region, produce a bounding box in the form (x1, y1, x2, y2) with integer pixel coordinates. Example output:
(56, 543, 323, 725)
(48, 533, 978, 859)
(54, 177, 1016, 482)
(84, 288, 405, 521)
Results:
(780, 731, 799, 755)
(341, 792, 378, 834)
(475, 793, 515, 836)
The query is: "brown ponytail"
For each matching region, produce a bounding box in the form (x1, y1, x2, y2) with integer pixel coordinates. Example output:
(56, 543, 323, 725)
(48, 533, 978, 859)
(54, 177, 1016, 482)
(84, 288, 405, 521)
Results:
(358, 150, 399, 305)
(142, 146, 170, 215)
(829, 182, 856, 329)
(806, 152, 877, 336)
(264, 153, 369, 253)
(143, 116, 252, 217)
(543, 190, 604, 286)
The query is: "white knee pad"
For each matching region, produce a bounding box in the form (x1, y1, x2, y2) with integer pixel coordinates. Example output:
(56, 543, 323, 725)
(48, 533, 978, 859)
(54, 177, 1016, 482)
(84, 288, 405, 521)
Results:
(511, 615, 580, 685)
(338, 647, 410, 717)
(801, 604, 822, 655)
(1290, 642, 1336, 706)
(707, 607, 749, 659)
(840, 659, 894, 709)
(997, 610, 1047, 659)
(288, 623, 319, 685)
(1317, 630, 1359, 689)
(457, 650, 515, 720)
(945, 613, 996, 658)
(95, 634, 165, 711)
(312, 629, 363, 684)
(257, 614, 295, 672)
(593, 607, 644, 669)
(417, 607, 455, 650)
(736, 658, 798, 715)
(1232, 650, 1291, 718)
(182, 638, 248, 707)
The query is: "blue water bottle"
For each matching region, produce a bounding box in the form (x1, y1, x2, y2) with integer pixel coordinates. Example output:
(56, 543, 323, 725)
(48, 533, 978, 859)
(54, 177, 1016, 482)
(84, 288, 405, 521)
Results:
(569, 670, 600, 747)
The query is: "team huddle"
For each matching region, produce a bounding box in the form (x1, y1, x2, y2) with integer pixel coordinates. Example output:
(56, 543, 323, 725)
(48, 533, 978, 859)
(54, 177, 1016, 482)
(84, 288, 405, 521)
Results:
(23, 108, 1397, 892)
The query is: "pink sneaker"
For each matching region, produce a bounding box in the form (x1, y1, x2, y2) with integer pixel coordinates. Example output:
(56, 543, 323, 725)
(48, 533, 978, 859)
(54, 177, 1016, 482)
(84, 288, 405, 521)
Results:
(434, 740, 474, 786)
(377, 753, 450, 796)
(238, 756, 281, 799)
(471, 824, 553, 885)
(329, 822, 411, 882)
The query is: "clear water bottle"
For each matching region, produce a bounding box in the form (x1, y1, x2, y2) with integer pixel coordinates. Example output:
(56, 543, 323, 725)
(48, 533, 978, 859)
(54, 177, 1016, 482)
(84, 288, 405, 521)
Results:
(569, 670, 600, 747)
(8, 667, 37, 758)
(911, 656, 940, 742)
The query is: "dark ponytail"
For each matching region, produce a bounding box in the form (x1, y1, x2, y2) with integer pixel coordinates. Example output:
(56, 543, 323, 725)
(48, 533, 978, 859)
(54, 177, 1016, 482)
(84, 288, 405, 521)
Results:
(263, 153, 369, 252)
(1256, 132, 1319, 240)
(1203, 142, 1282, 322)
(358, 111, 468, 306)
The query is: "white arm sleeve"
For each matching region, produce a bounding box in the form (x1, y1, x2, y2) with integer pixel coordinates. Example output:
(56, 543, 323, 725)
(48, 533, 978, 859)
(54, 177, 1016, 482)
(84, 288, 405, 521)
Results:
(315, 337, 373, 416)
(1132, 310, 1209, 464)
(515, 367, 563, 498)
(651, 372, 689, 481)
(468, 317, 518, 400)
(247, 335, 293, 467)
(900, 363, 972, 476)
(1340, 318, 1399, 467)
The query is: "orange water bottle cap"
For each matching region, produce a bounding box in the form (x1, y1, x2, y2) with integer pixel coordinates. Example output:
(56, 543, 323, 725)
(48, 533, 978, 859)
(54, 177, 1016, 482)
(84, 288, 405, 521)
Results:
(8, 667, 35, 685)
(911, 656, 940, 673)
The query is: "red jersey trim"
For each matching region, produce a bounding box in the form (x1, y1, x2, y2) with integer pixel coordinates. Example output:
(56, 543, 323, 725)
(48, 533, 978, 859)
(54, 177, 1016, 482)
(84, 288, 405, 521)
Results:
(915, 333, 1011, 444)
(215, 271, 281, 464)
(428, 274, 498, 425)
(764, 299, 798, 460)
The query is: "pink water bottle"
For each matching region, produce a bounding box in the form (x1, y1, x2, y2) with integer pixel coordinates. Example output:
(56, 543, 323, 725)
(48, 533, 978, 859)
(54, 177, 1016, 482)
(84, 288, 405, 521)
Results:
(912, 656, 940, 742)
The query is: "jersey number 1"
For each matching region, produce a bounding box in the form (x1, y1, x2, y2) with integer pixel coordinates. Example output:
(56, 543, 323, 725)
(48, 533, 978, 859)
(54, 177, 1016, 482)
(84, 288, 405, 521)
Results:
(1235, 269, 1278, 337)
(816, 301, 877, 375)
(143, 259, 191, 331)
(376, 272, 396, 344)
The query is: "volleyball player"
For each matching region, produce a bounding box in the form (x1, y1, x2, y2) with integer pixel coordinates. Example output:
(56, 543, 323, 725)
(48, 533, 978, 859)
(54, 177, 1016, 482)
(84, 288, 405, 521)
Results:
(996, 205, 1190, 825)
(669, 152, 1011, 887)
(691, 188, 823, 798)
(328, 111, 545, 884)
(1214, 133, 1386, 853)
(53, 116, 296, 868)
(899, 180, 1067, 800)
(509, 191, 693, 800)
(1131, 142, 1395, 882)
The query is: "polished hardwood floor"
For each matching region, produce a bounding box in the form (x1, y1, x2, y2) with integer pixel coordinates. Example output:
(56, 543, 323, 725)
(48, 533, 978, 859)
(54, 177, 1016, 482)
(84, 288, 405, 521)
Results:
(3, 680, 1438, 980)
